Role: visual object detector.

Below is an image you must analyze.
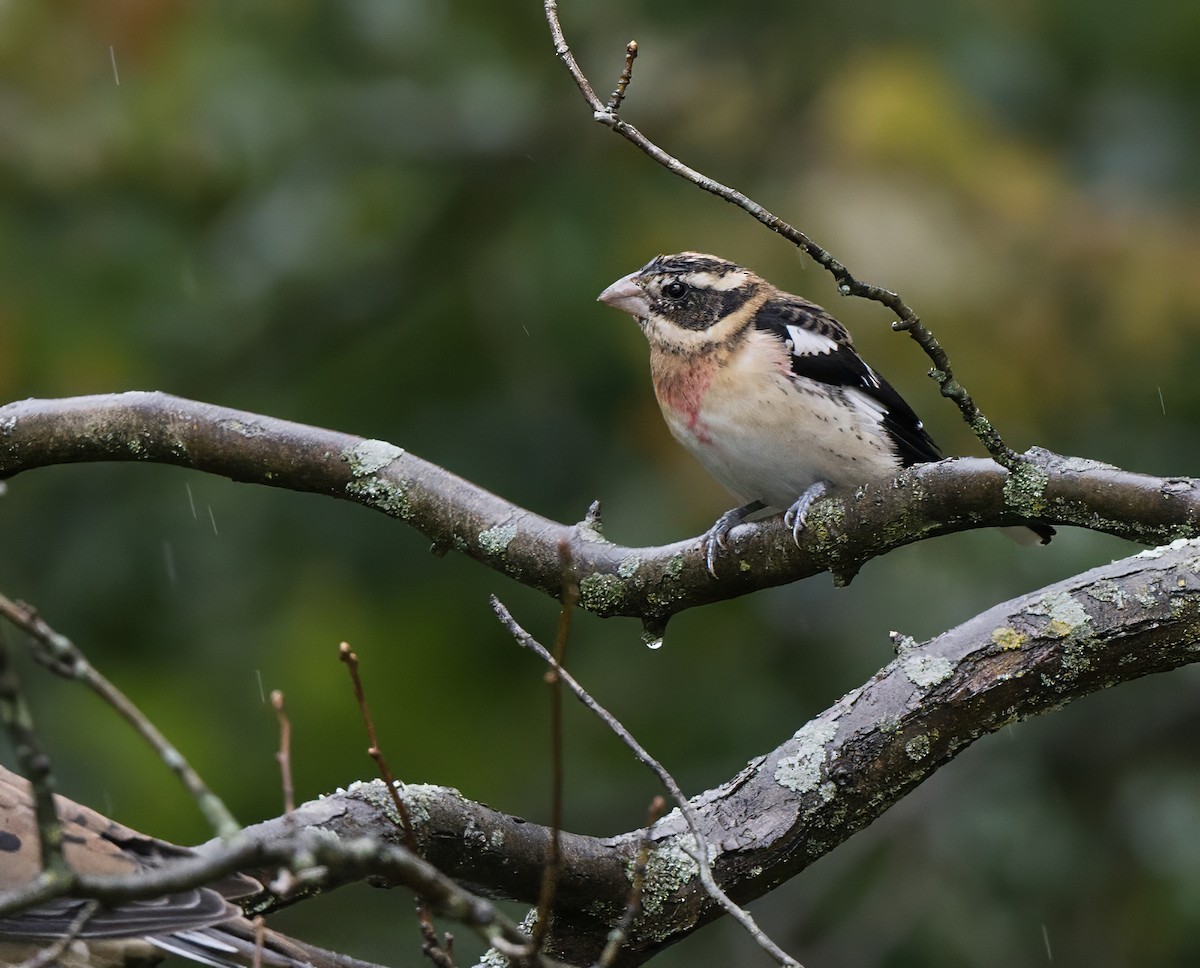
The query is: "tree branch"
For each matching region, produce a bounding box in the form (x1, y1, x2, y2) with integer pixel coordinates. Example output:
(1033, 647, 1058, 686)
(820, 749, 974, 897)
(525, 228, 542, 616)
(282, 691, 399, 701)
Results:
(0, 789, 563, 968)
(1, 504, 1191, 964)
(492, 597, 802, 967)
(189, 536, 1200, 964)
(2, 394, 1197, 625)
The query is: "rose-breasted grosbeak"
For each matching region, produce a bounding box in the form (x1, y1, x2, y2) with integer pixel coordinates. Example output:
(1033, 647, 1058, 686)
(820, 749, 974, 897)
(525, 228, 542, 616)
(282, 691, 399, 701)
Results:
(598, 252, 1053, 573)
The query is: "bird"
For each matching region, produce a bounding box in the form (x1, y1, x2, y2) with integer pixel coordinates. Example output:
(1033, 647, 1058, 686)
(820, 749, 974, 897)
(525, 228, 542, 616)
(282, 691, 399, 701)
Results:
(0, 765, 386, 968)
(597, 252, 1053, 573)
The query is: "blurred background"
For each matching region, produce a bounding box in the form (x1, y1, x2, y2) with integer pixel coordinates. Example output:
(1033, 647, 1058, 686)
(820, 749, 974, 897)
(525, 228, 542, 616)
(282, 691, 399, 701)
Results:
(2, 1, 1199, 965)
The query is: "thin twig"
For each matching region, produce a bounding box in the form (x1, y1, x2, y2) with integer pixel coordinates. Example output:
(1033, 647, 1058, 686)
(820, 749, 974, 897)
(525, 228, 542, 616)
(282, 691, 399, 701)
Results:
(0, 627, 66, 881)
(339, 643, 418, 850)
(271, 690, 295, 814)
(594, 796, 665, 968)
(339, 643, 455, 968)
(542, 0, 1019, 468)
(0, 593, 241, 840)
(544, 0, 603, 108)
(418, 905, 456, 968)
(253, 915, 266, 968)
(605, 41, 637, 113)
(530, 543, 579, 955)
(491, 598, 804, 968)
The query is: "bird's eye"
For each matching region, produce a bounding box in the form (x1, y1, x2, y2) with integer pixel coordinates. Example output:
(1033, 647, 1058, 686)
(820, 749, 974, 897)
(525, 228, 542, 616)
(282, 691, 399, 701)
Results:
(663, 281, 689, 300)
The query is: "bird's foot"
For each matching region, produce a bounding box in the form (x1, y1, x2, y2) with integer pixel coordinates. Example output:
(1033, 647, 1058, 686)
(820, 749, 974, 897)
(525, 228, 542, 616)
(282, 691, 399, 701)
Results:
(782, 481, 832, 545)
(701, 500, 765, 578)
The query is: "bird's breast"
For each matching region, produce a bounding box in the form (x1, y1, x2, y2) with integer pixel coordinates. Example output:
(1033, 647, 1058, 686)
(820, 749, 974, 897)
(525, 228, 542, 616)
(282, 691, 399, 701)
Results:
(650, 351, 720, 446)
(649, 334, 905, 507)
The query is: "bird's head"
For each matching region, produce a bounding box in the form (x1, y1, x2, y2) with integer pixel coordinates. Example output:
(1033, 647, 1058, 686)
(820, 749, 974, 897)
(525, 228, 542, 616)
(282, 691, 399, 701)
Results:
(598, 253, 766, 350)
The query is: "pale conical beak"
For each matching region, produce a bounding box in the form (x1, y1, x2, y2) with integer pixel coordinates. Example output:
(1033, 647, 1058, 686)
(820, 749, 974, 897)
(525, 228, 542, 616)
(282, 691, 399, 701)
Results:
(597, 272, 650, 319)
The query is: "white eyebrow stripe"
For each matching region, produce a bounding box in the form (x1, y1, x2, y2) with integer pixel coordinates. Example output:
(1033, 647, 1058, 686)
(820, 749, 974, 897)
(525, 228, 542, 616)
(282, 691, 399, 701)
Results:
(678, 269, 753, 291)
(785, 324, 838, 356)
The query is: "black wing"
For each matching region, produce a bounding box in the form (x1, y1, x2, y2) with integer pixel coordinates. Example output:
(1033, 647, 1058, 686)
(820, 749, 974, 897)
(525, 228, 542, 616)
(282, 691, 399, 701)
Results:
(753, 296, 942, 466)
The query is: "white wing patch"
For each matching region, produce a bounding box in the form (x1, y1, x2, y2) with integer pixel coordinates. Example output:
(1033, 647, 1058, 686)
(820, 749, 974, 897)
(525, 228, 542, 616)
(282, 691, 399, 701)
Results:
(845, 388, 890, 423)
(784, 324, 837, 357)
(845, 386, 925, 432)
(860, 362, 883, 389)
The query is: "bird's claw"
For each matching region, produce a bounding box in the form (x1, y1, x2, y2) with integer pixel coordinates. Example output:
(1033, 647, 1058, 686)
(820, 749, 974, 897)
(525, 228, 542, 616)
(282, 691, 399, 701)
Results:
(783, 481, 832, 546)
(702, 514, 736, 578)
(701, 501, 765, 578)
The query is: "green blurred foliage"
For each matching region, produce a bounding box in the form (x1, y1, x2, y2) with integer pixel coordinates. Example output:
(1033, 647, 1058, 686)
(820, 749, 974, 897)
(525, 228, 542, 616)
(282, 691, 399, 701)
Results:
(1, 1, 1199, 965)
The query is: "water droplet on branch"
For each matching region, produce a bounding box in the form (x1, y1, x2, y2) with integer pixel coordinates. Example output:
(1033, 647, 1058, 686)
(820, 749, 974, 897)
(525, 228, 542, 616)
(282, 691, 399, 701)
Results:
(640, 616, 668, 651)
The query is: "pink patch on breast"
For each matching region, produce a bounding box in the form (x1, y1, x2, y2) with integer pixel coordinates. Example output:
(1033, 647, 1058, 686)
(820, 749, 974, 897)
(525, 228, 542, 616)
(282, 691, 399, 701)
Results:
(653, 360, 716, 445)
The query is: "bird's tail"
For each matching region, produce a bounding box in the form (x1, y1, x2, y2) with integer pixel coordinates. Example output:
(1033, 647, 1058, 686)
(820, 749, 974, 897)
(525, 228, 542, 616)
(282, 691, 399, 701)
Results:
(150, 920, 392, 968)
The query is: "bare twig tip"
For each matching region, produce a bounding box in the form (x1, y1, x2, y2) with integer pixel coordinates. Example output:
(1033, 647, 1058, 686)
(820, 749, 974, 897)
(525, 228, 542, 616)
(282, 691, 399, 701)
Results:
(581, 499, 604, 532)
(606, 37, 639, 113)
